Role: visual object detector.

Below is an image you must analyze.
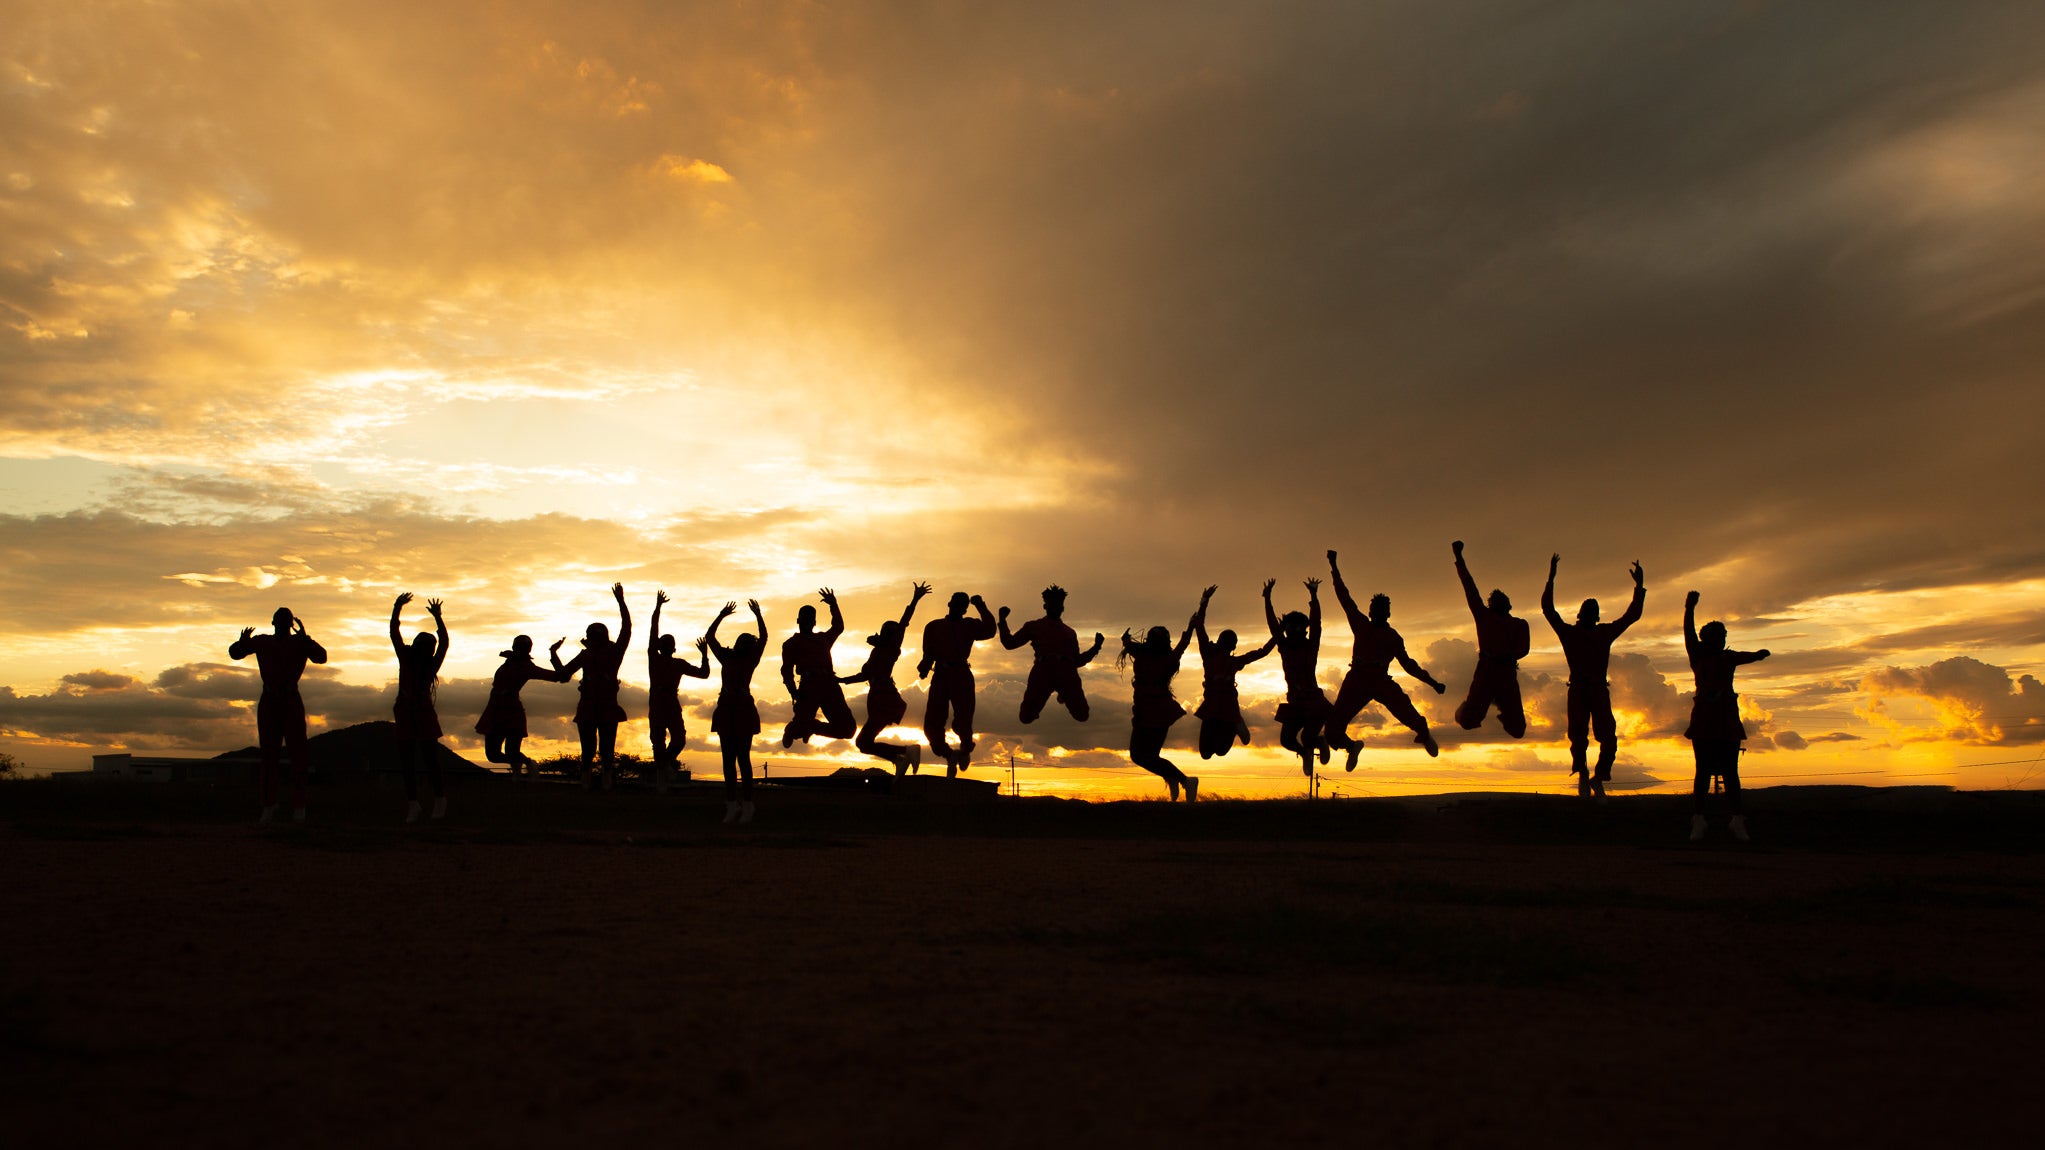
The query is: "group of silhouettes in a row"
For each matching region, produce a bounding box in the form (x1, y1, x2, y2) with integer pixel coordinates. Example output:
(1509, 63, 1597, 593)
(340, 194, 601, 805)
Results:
(228, 543, 1769, 839)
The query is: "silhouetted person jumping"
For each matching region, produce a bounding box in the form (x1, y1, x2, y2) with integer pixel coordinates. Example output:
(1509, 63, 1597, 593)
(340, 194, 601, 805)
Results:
(228, 607, 327, 824)
(781, 589, 856, 748)
(1000, 584, 1104, 724)
(1543, 553, 1645, 800)
(1120, 605, 1199, 801)
(648, 590, 710, 794)
(389, 593, 450, 822)
(1451, 540, 1530, 738)
(1264, 577, 1339, 775)
(1325, 550, 1446, 766)
(838, 582, 931, 776)
(917, 591, 997, 776)
(476, 634, 569, 782)
(707, 599, 767, 824)
(1192, 585, 1275, 760)
(1685, 590, 1769, 843)
(554, 582, 631, 791)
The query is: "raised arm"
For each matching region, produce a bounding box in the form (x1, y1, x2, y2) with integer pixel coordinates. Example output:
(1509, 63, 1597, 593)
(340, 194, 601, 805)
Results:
(389, 592, 411, 658)
(1307, 578, 1323, 647)
(1684, 589, 1700, 655)
(1238, 634, 1278, 666)
(749, 598, 767, 646)
(1077, 630, 1105, 667)
(649, 589, 668, 653)
(1733, 647, 1771, 666)
(969, 594, 997, 638)
(1175, 614, 1196, 658)
(1542, 553, 1565, 632)
(706, 601, 737, 653)
(820, 588, 844, 642)
(230, 627, 256, 660)
(1453, 540, 1484, 618)
(1326, 550, 1363, 626)
(1613, 562, 1646, 633)
(298, 617, 326, 665)
(1194, 584, 1216, 648)
(1262, 578, 1280, 636)
(427, 598, 449, 675)
(543, 638, 572, 681)
(899, 582, 930, 633)
(682, 637, 712, 678)
(612, 582, 632, 650)
(998, 604, 1028, 649)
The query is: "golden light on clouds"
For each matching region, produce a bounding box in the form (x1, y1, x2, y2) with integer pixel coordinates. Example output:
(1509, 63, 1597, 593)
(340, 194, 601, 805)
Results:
(3, 1, 2045, 797)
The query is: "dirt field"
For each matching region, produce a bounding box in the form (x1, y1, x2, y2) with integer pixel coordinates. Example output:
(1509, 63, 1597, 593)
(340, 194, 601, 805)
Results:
(3, 780, 2039, 1147)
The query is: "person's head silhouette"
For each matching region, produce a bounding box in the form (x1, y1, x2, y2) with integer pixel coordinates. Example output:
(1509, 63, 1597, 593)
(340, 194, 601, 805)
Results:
(1042, 585, 1067, 617)
(1488, 589, 1512, 614)
(655, 634, 676, 656)
(797, 604, 817, 632)
(1144, 625, 1171, 651)
(733, 632, 759, 657)
(947, 591, 969, 618)
(505, 635, 534, 658)
(1577, 598, 1600, 625)
(1368, 593, 1391, 625)
(410, 631, 437, 659)
(271, 607, 293, 631)
(872, 619, 903, 648)
(586, 621, 610, 646)
(1280, 610, 1310, 642)
(1214, 628, 1239, 654)
(1699, 620, 1727, 651)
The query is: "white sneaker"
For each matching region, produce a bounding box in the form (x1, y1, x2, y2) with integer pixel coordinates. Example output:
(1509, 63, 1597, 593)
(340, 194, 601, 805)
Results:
(1184, 777, 1200, 803)
(1689, 814, 1708, 842)
(721, 801, 740, 824)
(431, 797, 447, 821)
(1729, 815, 1750, 843)
(256, 805, 278, 826)
(405, 800, 422, 824)
(739, 801, 756, 825)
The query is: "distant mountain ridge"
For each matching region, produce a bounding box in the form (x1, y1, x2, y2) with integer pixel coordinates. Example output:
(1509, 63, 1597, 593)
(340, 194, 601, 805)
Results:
(216, 720, 486, 780)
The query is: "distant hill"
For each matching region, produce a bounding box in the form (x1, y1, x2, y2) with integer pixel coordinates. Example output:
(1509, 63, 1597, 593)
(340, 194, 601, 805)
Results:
(217, 721, 487, 781)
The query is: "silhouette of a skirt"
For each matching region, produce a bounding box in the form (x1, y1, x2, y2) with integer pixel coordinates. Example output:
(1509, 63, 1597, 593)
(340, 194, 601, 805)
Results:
(1274, 689, 1330, 725)
(393, 696, 442, 741)
(475, 696, 526, 739)
(1132, 687, 1185, 728)
(866, 683, 907, 727)
(712, 695, 761, 738)
(573, 692, 627, 726)
(1684, 691, 1745, 743)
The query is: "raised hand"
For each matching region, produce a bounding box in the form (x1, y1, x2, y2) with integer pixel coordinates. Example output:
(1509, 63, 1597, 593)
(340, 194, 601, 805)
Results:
(911, 581, 932, 599)
(239, 626, 255, 642)
(1431, 680, 1446, 695)
(969, 594, 985, 607)
(1630, 561, 1645, 586)
(1261, 578, 1276, 598)
(716, 601, 737, 619)
(550, 638, 566, 653)
(394, 591, 414, 609)
(1092, 631, 1104, 647)
(612, 582, 627, 600)
(426, 598, 443, 617)
(1549, 553, 1561, 574)
(1686, 590, 1701, 609)
(819, 587, 837, 605)
(1452, 540, 1464, 558)
(1326, 549, 1339, 565)
(746, 598, 762, 616)
(1305, 577, 1322, 595)
(291, 617, 307, 636)
(695, 637, 709, 653)
(998, 605, 1011, 619)
(655, 589, 670, 606)
(1201, 584, 1217, 602)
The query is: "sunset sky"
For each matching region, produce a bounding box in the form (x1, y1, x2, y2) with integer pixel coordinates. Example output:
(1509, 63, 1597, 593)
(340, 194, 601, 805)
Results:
(5, 1, 2044, 797)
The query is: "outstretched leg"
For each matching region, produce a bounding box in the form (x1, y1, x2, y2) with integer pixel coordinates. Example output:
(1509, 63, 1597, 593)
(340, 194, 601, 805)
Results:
(1375, 681, 1439, 757)
(1129, 724, 1189, 799)
(922, 678, 956, 766)
(576, 722, 597, 790)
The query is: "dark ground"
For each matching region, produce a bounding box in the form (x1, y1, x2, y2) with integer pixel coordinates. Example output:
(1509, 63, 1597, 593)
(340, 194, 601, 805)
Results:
(3, 778, 2040, 1148)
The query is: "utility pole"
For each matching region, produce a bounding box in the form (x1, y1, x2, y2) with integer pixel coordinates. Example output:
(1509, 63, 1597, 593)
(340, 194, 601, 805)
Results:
(1008, 750, 1017, 798)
